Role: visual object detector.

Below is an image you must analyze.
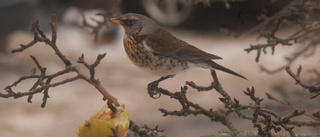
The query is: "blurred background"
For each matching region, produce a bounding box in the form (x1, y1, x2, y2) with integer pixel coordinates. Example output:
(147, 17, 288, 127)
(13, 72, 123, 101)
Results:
(0, 0, 319, 136)
(0, 0, 292, 51)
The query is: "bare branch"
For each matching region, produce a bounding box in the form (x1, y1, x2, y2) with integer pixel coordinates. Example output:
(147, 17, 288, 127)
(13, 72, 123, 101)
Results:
(1, 15, 119, 107)
(286, 66, 320, 98)
(266, 93, 319, 121)
(244, 1, 320, 77)
(129, 121, 166, 137)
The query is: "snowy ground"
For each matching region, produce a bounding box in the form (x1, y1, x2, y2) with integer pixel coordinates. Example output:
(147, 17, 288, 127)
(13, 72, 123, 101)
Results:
(0, 21, 319, 137)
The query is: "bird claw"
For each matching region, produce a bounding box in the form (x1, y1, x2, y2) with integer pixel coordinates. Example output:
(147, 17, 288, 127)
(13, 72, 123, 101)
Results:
(147, 81, 161, 99)
(147, 75, 175, 99)
(148, 91, 161, 99)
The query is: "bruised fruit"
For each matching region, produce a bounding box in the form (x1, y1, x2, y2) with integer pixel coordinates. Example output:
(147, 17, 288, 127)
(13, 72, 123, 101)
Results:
(78, 104, 130, 137)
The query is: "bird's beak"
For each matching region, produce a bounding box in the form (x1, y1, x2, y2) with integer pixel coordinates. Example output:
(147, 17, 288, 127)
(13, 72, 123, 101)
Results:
(110, 18, 123, 25)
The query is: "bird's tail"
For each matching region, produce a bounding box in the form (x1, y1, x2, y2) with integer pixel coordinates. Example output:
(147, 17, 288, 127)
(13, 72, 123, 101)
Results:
(205, 60, 247, 80)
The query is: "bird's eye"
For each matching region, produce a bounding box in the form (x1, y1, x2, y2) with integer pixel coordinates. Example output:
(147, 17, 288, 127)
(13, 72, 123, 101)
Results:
(125, 19, 135, 25)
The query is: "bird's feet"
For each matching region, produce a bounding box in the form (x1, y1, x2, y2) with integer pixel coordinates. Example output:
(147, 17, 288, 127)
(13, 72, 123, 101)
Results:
(147, 75, 175, 98)
(147, 81, 160, 98)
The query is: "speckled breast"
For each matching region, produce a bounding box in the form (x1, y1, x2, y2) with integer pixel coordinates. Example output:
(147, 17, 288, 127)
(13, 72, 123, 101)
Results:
(123, 35, 188, 76)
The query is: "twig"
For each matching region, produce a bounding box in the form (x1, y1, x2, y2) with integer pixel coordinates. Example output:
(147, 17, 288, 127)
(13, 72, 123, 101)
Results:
(286, 66, 320, 98)
(244, 1, 320, 75)
(149, 70, 240, 136)
(258, 39, 319, 74)
(129, 121, 165, 137)
(266, 93, 319, 121)
(1, 15, 119, 107)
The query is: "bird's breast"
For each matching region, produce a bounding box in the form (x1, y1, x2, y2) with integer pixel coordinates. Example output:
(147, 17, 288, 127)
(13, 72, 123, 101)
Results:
(123, 35, 189, 76)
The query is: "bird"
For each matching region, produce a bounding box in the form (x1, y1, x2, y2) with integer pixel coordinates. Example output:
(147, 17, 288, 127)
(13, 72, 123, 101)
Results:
(110, 13, 246, 94)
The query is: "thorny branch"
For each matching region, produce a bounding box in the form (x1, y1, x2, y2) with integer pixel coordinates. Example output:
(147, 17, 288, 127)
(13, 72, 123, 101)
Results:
(244, 0, 320, 74)
(0, 15, 119, 107)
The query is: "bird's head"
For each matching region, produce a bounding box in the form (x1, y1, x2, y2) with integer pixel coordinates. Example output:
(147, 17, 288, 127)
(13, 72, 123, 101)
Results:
(111, 13, 160, 36)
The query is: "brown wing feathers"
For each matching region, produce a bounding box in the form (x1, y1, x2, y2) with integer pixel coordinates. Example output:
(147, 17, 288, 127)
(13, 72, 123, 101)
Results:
(145, 28, 222, 61)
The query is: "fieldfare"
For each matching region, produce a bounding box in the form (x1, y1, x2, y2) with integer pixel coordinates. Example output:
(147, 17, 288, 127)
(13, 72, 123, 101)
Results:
(111, 13, 246, 96)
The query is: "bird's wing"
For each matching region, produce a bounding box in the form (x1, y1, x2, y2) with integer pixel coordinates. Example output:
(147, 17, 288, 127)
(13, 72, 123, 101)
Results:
(144, 28, 222, 61)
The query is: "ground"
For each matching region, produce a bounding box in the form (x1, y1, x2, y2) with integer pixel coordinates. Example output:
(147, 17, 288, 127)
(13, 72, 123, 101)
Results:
(0, 21, 319, 137)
